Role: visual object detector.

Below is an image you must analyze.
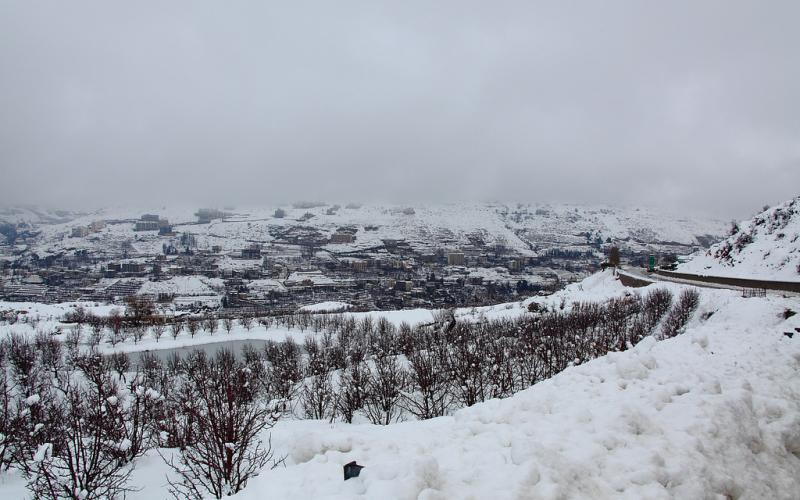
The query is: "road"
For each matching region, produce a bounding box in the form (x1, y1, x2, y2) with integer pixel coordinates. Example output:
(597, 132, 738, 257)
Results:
(617, 267, 800, 297)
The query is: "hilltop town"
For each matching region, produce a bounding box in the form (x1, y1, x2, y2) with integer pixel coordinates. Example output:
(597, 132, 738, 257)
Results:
(0, 203, 724, 313)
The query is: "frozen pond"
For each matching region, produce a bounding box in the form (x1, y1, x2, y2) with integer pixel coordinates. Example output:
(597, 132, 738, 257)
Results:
(124, 339, 270, 367)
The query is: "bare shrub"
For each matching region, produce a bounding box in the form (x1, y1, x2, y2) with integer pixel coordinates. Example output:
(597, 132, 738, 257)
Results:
(337, 360, 369, 423)
(186, 317, 200, 338)
(402, 345, 450, 419)
(169, 318, 183, 340)
(203, 316, 218, 336)
(163, 350, 282, 499)
(300, 371, 337, 420)
(363, 356, 406, 425)
(660, 289, 701, 339)
(151, 315, 166, 343)
(222, 317, 234, 334)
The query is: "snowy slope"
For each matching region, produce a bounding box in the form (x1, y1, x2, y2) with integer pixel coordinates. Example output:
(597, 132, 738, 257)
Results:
(7, 203, 725, 259)
(0, 275, 799, 499)
(231, 283, 800, 500)
(679, 196, 800, 281)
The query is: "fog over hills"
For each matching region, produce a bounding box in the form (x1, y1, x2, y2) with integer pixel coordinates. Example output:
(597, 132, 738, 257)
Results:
(1, 2, 799, 216)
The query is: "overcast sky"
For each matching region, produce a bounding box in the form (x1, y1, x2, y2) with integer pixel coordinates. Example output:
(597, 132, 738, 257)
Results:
(1, 1, 798, 217)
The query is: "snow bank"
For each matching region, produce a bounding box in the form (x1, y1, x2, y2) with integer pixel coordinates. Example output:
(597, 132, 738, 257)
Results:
(236, 289, 800, 499)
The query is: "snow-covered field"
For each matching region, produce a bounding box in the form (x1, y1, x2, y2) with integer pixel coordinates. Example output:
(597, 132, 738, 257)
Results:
(1, 272, 798, 499)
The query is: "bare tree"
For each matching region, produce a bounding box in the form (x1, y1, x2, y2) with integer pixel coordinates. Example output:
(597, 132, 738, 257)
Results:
(300, 371, 337, 420)
(20, 356, 138, 500)
(163, 350, 282, 499)
(151, 315, 166, 343)
(263, 339, 302, 402)
(88, 314, 105, 346)
(110, 352, 130, 382)
(446, 324, 488, 408)
(132, 324, 147, 344)
(222, 317, 234, 334)
(203, 316, 218, 336)
(240, 314, 254, 331)
(402, 346, 450, 420)
(169, 318, 183, 340)
(363, 356, 406, 425)
(186, 317, 200, 339)
(0, 341, 14, 470)
(336, 360, 368, 424)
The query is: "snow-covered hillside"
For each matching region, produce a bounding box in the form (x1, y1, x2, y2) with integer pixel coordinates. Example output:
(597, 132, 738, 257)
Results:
(0, 274, 798, 499)
(9, 202, 725, 259)
(679, 196, 800, 281)
(228, 282, 800, 499)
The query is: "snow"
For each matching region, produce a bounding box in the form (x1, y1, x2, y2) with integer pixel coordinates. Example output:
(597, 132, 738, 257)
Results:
(117, 439, 132, 452)
(33, 443, 52, 463)
(232, 284, 800, 499)
(2, 272, 799, 499)
(286, 271, 338, 287)
(679, 196, 800, 281)
(10, 203, 725, 262)
(300, 301, 352, 313)
(138, 276, 223, 297)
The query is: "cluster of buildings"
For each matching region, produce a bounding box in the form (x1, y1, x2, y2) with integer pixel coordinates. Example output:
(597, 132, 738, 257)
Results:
(71, 220, 106, 238)
(0, 208, 625, 312)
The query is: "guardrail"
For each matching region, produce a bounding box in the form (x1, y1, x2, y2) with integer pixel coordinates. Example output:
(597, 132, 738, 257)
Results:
(741, 288, 767, 298)
(652, 269, 800, 293)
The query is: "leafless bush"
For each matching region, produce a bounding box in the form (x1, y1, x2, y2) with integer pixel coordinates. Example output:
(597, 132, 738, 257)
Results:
(0, 341, 14, 470)
(240, 314, 254, 331)
(17, 351, 148, 499)
(363, 356, 406, 425)
(263, 339, 302, 400)
(300, 371, 337, 420)
(642, 288, 673, 333)
(402, 345, 450, 419)
(660, 289, 701, 339)
(22, 381, 138, 500)
(163, 350, 282, 499)
(169, 318, 183, 340)
(186, 317, 200, 338)
(337, 360, 369, 423)
(203, 316, 218, 336)
(151, 315, 166, 342)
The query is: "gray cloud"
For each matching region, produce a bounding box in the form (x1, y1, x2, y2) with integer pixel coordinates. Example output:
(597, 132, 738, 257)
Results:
(1, 0, 798, 217)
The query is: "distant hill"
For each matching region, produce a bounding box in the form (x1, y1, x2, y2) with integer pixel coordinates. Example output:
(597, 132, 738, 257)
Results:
(2, 203, 725, 259)
(678, 196, 800, 281)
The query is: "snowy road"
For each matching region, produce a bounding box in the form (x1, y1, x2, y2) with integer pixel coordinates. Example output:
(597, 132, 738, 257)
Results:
(618, 267, 800, 297)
